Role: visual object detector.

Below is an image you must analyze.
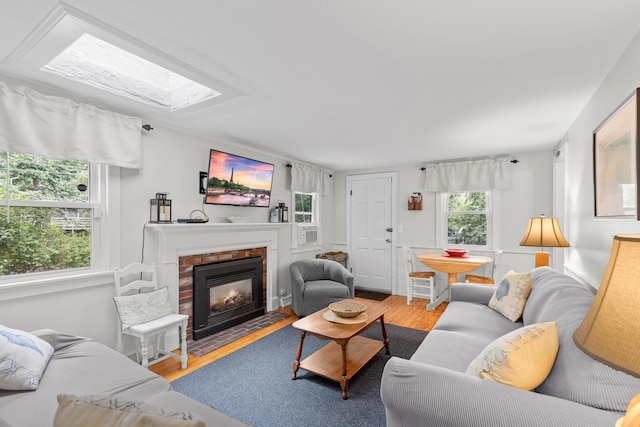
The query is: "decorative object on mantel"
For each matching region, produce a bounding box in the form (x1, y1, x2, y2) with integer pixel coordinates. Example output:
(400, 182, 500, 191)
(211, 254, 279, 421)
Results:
(519, 214, 569, 268)
(269, 207, 279, 223)
(270, 201, 289, 223)
(227, 216, 250, 223)
(278, 201, 288, 222)
(149, 193, 172, 223)
(574, 234, 640, 378)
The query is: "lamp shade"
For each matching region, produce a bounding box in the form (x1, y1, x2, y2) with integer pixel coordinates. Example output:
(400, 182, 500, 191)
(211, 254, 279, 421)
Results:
(519, 216, 570, 248)
(573, 235, 640, 377)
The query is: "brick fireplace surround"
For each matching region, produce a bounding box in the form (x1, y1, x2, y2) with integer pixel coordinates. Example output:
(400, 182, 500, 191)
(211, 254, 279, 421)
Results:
(143, 222, 284, 349)
(178, 247, 267, 341)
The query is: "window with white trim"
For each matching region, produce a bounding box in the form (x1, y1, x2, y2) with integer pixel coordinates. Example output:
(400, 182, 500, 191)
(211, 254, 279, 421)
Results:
(294, 192, 316, 224)
(0, 151, 104, 276)
(292, 191, 320, 248)
(443, 191, 491, 247)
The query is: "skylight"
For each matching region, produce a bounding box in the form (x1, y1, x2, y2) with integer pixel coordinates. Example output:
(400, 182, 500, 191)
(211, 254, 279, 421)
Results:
(42, 33, 222, 111)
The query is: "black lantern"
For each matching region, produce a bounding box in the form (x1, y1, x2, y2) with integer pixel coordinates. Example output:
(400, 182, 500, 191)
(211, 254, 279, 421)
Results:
(150, 192, 172, 223)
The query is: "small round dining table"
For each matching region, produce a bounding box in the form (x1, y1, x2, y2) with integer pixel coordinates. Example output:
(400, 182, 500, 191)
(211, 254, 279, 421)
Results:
(416, 253, 493, 285)
(415, 252, 493, 310)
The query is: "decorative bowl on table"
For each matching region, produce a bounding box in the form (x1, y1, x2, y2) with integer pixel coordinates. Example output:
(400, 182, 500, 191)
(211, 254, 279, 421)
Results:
(443, 248, 469, 257)
(328, 300, 367, 318)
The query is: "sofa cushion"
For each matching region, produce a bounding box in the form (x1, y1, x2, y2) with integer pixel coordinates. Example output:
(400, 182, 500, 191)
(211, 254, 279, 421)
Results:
(113, 286, 173, 330)
(411, 300, 521, 372)
(303, 280, 351, 298)
(488, 271, 532, 322)
(0, 324, 54, 391)
(466, 322, 559, 390)
(54, 394, 205, 427)
(524, 268, 640, 413)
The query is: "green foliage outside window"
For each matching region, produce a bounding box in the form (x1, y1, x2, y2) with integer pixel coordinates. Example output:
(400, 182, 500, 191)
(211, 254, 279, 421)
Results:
(294, 193, 313, 223)
(0, 207, 91, 275)
(0, 152, 92, 276)
(447, 192, 488, 246)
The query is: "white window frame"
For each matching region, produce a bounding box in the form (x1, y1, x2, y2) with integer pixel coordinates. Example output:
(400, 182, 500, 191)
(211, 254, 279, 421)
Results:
(436, 190, 494, 249)
(0, 157, 119, 289)
(291, 191, 322, 252)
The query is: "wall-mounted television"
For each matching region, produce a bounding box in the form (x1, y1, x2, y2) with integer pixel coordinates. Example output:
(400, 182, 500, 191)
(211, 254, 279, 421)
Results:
(204, 149, 274, 207)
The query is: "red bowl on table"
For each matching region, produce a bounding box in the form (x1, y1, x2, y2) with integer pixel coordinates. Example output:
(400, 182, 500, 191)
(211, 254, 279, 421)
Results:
(443, 248, 469, 257)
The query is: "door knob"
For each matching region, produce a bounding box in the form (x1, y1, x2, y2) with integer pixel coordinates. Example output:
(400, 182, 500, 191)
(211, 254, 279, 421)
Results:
(386, 228, 393, 232)
(385, 239, 391, 243)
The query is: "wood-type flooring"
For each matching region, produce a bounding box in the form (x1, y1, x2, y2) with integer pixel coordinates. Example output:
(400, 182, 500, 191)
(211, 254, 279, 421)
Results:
(150, 295, 447, 382)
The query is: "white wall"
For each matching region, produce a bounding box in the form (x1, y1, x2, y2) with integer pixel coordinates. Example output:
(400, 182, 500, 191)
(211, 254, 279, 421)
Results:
(561, 30, 640, 288)
(119, 127, 294, 265)
(330, 150, 555, 293)
(0, 122, 333, 346)
(10, 26, 640, 341)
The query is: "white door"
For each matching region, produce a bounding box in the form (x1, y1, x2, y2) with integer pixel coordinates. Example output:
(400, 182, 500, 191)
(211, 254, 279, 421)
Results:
(347, 173, 395, 293)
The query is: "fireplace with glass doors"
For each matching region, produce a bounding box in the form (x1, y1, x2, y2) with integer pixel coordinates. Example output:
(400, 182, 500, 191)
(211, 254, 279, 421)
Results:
(192, 256, 264, 341)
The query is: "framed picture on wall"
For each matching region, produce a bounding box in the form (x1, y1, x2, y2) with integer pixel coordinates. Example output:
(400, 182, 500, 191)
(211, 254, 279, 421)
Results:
(593, 88, 639, 219)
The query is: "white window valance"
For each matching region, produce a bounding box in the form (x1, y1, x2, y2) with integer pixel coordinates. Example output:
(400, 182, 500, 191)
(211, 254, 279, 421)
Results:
(423, 157, 513, 192)
(0, 80, 142, 168)
(290, 163, 332, 194)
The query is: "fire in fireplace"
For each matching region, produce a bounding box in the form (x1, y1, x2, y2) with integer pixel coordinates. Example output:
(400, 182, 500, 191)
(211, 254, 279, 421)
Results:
(192, 256, 264, 340)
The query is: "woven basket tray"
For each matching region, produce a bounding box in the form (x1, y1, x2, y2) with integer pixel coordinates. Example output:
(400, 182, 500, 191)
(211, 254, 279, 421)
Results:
(328, 300, 367, 318)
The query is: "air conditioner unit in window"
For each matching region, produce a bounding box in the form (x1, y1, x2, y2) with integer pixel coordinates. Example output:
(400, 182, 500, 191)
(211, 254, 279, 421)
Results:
(297, 225, 318, 245)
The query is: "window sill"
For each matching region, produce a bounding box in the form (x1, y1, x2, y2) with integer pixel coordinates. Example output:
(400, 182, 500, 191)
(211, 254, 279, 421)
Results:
(291, 244, 322, 254)
(0, 270, 114, 301)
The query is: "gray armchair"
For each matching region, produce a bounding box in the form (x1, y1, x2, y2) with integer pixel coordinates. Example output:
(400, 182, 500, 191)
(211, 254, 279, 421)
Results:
(289, 259, 355, 317)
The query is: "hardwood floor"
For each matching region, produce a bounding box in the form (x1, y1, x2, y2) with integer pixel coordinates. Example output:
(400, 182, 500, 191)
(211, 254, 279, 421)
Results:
(150, 295, 447, 382)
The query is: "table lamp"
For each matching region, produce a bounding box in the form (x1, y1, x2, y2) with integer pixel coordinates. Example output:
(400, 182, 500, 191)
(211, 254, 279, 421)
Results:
(573, 234, 640, 377)
(519, 214, 570, 267)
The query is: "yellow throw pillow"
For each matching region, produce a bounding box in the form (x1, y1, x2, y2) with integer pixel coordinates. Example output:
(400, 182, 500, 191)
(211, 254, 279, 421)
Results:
(616, 393, 640, 427)
(488, 271, 532, 322)
(54, 394, 205, 427)
(465, 322, 559, 390)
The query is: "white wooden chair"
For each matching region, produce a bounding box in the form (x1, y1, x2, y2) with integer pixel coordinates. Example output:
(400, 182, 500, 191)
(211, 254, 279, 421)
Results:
(404, 246, 438, 309)
(113, 263, 188, 369)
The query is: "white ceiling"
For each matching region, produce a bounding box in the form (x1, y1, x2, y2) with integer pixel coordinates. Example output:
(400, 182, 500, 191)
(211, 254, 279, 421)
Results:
(2, 1, 640, 171)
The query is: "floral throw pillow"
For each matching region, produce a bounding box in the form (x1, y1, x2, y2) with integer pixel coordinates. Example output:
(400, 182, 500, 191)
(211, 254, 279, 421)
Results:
(0, 324, 54, 390)
(488, 271, 532, 322)
(113, 286, 173, 330)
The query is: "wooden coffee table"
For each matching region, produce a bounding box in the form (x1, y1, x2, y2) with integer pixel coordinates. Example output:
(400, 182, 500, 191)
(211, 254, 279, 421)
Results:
(291, 300, 391, 399)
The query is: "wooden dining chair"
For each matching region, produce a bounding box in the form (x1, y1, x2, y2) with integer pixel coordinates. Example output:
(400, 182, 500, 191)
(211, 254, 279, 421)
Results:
(404, 246, 438, 307)
(464, 249, 502, 285)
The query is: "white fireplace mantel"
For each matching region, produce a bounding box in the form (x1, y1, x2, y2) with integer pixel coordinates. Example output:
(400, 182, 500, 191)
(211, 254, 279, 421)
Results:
(144, 222, 288, 313)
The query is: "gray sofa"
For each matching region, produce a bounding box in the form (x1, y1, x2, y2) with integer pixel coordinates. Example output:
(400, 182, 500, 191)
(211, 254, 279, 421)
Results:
(0, 329, 248, 427)
(290, 258, 354, 317)
(381, 267, 640, 427)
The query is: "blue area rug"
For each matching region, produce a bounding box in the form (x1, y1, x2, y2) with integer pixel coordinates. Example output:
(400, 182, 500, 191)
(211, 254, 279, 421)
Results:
(172, 323, 427, 427)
